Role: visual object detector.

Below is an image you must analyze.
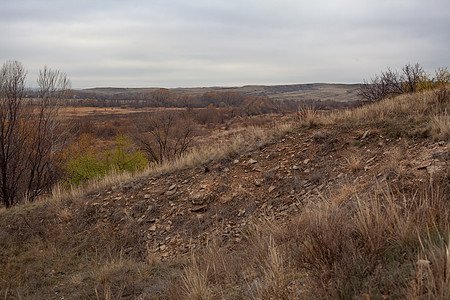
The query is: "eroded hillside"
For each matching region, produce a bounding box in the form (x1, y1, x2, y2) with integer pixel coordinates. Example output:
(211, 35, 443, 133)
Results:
(0, 87, 449, 299)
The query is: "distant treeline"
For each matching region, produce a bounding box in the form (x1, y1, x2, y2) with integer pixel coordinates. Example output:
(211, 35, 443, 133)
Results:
(27, 88, 363, 112)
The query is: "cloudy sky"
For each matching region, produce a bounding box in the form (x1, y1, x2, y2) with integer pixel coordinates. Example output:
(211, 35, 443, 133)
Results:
(1, 0, 449, 88)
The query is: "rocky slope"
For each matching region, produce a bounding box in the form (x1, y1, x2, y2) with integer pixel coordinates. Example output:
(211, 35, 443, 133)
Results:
(74, 124, 448, 261)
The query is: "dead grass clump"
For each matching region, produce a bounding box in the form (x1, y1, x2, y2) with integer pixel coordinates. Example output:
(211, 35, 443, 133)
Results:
(408, 232, 450, 299)
(334, 86, 450, 140)
(182, 255, 212, 300)
(178, 221, 298, 299)
(270, 176, 448, 299)
(431, 112, 450, 141)
(296, 105, 333, 128)
(346, 154, 364, 173)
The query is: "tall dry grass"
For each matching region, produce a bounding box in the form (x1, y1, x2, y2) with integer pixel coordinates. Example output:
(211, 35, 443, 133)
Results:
(333, 85, 449, 140)
(177, 175, 449, 299)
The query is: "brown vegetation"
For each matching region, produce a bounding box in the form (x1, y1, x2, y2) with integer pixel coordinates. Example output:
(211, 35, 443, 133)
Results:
(0, 61, 70, 207)
(0, 84, 448, 298)
(0, 57, 449, 299)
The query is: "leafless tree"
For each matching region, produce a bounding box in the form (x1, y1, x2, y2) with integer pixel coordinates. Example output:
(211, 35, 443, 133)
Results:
(25, 66, 70, 201)
(0, 61, 28, 207)
(134, 111, 195, 164)
(359, 63, 425, 103)
(402, 63, 423, 93)
(0, 61, 70, 207)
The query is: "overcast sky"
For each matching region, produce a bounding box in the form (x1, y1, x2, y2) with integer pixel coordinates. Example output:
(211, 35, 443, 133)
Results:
(0, 0, 449, 89)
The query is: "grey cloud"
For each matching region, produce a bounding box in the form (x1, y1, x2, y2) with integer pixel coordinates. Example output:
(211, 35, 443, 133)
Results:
(0, 0, 448, 88)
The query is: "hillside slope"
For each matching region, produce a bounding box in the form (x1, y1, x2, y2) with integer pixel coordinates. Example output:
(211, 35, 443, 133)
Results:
(83, 83, 361, 102)
(0, 87, 449, 299)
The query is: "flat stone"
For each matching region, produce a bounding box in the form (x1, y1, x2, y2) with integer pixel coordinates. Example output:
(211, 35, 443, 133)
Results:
(417, 162, 431, 170)
(166, 189, 177, 197)
(190, 193, 206, 205)
(190, 205, 208, 212)
(168, 184, 177, 191)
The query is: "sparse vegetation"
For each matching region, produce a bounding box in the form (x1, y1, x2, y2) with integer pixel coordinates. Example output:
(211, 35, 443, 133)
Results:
(359, 63, 449, 103)
(0, 63, 449, 299)
(0, 61, 70, 207)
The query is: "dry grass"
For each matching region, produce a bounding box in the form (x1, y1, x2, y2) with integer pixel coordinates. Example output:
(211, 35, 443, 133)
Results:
(46, 122, 294, 206)
(333, 85, 449, 140)
(409, 232, 450, 299)
(431, 112, 450, 140)
(346, 154, 364, 173)
(174, 174, 449, 299)
(1, 87, 449, 299)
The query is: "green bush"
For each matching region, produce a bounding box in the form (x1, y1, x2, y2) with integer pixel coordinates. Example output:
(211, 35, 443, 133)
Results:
(65, 135, 148, 186)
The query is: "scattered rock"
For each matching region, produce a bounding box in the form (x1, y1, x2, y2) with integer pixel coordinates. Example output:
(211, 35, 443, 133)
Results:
(292, 165, 299, 170)
(149, 224, 157, 231)
(268, 186, 276, 193)
(254, 179, 263, 187)
(168, 184, 177, 191)
(248, 158, 258, 164)
(303, 159, 310, 164)
(143, 194, 151, 199)
(233, 159, 239, 164)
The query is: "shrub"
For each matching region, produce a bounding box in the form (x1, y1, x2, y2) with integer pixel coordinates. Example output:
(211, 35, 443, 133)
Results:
(134, 111, 196, 164)
(359, 64, 449, 103)
(417, 67, 450, 91)
(64, 135, 147, 186)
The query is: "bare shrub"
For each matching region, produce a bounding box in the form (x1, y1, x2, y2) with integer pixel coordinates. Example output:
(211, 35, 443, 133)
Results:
(0, 61, 70, 207)
(359, 63, 425, 103)
(134, 110, 196, 164)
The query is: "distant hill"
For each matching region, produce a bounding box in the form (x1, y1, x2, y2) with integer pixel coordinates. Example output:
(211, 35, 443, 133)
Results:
(83, 83, 361, 102)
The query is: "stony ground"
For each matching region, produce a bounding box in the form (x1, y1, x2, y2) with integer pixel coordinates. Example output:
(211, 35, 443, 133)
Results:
(76, 124, 448, 261)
